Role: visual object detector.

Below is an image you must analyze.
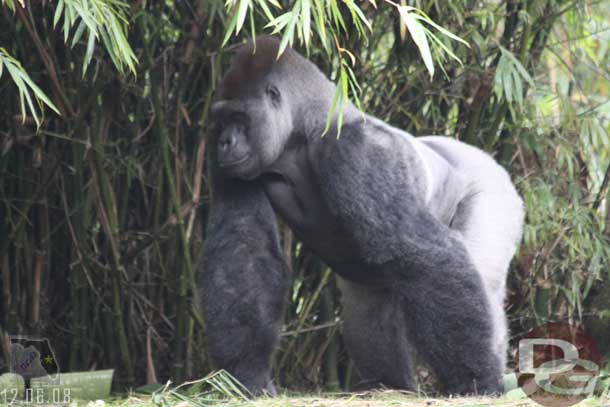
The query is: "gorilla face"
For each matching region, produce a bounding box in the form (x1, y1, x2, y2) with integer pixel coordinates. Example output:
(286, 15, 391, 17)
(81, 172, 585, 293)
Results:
(212, 77, 292, 180)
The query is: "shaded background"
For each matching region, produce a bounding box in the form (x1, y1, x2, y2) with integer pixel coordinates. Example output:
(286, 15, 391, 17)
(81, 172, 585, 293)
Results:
(0, 0, 609, 391)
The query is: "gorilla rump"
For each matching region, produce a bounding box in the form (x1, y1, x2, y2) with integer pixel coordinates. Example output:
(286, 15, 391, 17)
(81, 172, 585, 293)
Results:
(200, 36, 524, 395)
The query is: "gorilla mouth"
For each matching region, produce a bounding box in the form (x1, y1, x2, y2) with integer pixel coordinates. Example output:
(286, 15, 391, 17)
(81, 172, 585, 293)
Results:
(219, 154, 250, 168)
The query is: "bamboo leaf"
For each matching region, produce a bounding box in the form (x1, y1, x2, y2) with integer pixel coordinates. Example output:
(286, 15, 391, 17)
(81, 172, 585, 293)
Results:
(425, 26, 462, 65)
(16, 66, 61, 115)
(277, 5, 300, 57)
(53, 0, 64, 28)
(235, 0, 250, 35)
(328, 0, 346, 32)
(511, 65, 523, 106)
(313, 0, 326, 40)
(336, 66, 348, 136)
(500, 46, 534, 86)
(413, 12, 469, 46)
(100, 26, 121, 71)
(63, 8, 71, 43)
(323, 84, 342, 136)
(302, 0, 311, 47)
(19, 71, 41, 126)
(265, 12, 292, 33)
(1, 49, 60, 122)
(4, 60, 28, 120)
(249, 5, 256, 50)
(266, 0, 282, 9)
(71, 19, 88, 48)
(72, 2, 99, 35)
(109, 16, 136, 72)
(222, 5, 240, 46)
(343, 0, 372, 32)
(503, 63, 513, 103)
(254, 0, 275, 21)
(2, 0, 16, 11)
(82, 29, 96, 76)
(397, 5, 434, 78)
(494, 56, 507, 99)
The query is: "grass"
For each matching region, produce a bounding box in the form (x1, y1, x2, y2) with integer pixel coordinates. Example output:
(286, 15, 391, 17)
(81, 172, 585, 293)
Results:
(92, 371, 609, 407)
(88, 391, 610, 407)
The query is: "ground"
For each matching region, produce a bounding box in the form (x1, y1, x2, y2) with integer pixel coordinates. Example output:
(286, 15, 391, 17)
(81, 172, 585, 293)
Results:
(94, 391, 609, 407)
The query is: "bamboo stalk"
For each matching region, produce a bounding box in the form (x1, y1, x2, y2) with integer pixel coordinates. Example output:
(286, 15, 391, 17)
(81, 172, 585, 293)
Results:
(30, 251, 42, 325)
(320, 286, 340, 391)
(89, 122, 134, 382)
(279, 261, 331, 370)
(140, 18, 196, 381)
(1, 254, 10, 328)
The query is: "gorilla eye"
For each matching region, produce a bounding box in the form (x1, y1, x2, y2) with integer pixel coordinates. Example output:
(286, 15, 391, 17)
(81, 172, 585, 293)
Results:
(266, 85, 281, 105)
(211, 118, 223, 132)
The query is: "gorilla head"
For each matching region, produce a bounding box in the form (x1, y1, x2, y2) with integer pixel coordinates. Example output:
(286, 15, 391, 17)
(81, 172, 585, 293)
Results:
(211, 36, 334, 180)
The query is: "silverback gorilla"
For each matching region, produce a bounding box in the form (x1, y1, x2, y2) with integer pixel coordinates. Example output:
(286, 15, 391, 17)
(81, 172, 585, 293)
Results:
(200, 36, 524, 395)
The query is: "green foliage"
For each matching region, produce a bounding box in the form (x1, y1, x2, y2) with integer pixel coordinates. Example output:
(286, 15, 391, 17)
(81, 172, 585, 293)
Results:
(0, 0, 136, 123)
(393, 3, 469, 77)
(222, 0, 469, 134)
(52, 0, 137, 74)
(1, 0, 20, 12)
(0, 48, 59, 126)
(494, 46, 534, 108)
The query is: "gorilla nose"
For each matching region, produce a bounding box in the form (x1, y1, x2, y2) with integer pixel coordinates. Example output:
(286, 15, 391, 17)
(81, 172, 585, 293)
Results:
(219, 133, 236, 151)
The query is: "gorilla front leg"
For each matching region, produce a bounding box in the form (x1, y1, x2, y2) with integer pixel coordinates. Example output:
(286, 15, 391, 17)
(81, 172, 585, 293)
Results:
(318, 133, 502, 394)
(341, 234, 503, 394)
(200, 178, 290, 394)
(397, 249, 504, 395)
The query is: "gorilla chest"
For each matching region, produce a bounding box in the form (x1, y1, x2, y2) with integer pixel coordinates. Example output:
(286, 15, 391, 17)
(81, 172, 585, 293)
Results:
(262, 172, 354, 261)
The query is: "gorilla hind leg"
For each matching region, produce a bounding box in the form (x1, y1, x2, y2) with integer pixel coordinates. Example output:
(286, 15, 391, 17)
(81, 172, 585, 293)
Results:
(337, 277, 416, 391)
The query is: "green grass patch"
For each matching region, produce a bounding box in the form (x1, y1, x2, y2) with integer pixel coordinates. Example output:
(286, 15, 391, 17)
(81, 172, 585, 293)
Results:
(85, 392, 610, 407)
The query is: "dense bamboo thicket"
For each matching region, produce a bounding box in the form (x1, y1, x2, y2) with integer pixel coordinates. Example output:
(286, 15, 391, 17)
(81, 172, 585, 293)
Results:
(0, 0, 609, 391)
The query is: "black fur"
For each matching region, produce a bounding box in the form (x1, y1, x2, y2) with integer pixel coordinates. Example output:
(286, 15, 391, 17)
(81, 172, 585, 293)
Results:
(200, 174, 290, 393)
(200, 36, 522, 395)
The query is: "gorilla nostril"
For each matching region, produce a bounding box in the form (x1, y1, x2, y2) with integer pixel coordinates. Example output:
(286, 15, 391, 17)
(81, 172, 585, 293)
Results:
(220, 134, 236, 151)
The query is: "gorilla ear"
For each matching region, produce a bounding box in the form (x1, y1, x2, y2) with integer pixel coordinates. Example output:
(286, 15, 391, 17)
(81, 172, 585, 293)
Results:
(266, 85, 281, 106)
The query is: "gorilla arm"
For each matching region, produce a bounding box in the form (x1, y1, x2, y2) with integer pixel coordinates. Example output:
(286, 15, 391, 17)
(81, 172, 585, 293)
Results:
(315, 122, 503, 394)
(200, 171, 290, 394)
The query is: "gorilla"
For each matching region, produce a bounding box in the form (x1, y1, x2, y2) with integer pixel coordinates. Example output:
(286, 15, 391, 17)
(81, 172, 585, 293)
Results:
(200, 36, 524, 396)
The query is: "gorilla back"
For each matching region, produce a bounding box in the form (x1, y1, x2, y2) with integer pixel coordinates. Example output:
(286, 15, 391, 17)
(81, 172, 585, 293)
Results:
(200, 36, 524, 395)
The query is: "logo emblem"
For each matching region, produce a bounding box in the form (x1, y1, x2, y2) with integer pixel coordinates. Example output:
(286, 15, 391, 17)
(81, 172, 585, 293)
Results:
(516, 322, 600, 407)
